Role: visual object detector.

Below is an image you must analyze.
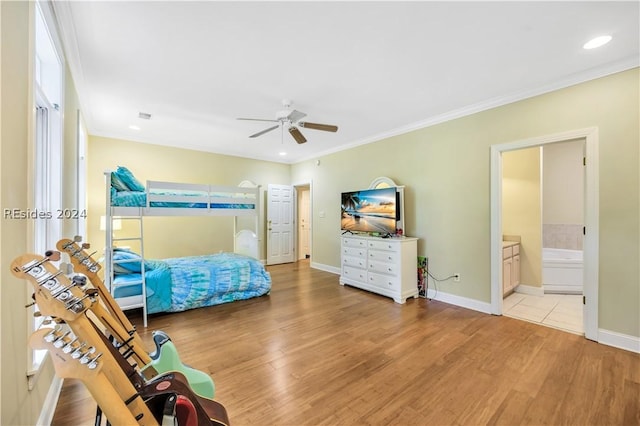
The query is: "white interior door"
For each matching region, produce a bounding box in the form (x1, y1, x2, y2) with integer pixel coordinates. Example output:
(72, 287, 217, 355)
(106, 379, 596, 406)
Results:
(267, 184, 295, 265)
(298, 187, 310, 259)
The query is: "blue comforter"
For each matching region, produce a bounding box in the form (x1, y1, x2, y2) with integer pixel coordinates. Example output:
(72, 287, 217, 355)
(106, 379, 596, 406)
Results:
(113, 252, 271, 314)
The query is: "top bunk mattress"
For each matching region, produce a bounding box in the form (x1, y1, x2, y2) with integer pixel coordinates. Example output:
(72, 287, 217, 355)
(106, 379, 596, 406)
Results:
(107, 167, 258, 216)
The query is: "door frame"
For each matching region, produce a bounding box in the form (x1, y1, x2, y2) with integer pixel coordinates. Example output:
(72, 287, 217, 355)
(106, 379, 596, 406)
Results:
(293, 180, 313, 263)
(490, 127, 599, 341)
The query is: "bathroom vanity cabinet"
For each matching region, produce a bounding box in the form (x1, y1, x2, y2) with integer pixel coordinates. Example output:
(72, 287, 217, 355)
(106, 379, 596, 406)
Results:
(502, 241, 520, 296)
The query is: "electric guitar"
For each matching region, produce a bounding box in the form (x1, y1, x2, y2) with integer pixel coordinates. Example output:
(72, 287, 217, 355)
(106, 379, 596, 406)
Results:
(57, 237, 215, 398)
(30, 328, 143, 425)
(12, 252, 157, 424)
(13, 251, 229, 425)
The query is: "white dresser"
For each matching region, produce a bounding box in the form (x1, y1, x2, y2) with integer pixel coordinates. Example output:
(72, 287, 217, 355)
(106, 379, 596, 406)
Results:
(339, 234, 419, 303)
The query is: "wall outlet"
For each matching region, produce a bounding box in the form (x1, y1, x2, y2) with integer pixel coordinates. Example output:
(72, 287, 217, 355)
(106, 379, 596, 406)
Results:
(454, 273, 460, 282)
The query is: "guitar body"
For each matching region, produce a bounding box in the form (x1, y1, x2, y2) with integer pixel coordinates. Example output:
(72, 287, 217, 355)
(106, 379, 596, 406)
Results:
(141, 371, 229, 426)
(144, 331, 215, 399)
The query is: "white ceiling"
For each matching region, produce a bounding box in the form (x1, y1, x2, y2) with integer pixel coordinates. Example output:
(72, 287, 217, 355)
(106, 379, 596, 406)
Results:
(53, 1, 639, 164)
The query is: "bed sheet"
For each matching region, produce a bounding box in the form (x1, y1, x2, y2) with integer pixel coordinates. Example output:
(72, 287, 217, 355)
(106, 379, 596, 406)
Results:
(112, 252, 271, 313)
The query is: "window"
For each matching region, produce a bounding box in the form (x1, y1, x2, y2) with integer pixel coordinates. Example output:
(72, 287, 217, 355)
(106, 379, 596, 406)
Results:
(28, 1, 64, 385)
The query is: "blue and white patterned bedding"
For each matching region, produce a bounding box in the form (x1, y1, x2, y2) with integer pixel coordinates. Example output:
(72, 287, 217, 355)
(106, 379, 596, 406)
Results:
(111, 191, 208, 209)
(112, 251, 271, 314)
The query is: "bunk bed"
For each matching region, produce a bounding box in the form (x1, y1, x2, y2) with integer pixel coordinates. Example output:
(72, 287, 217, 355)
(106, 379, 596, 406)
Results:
(103, 167, 271, 326)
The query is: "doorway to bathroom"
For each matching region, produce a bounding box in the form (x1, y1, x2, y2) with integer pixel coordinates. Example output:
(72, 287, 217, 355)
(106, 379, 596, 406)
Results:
(490, 128, 599, 341)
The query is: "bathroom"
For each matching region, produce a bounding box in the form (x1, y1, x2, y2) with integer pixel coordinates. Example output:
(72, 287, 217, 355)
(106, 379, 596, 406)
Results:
(502, 139, 585, 334)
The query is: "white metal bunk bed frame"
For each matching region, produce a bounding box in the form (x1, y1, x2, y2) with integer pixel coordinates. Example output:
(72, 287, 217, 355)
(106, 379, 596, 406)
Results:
(103, 171, 261, 327)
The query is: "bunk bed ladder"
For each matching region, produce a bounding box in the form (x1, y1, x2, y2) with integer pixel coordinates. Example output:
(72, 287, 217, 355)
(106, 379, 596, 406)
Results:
(108, 215, 148, 328)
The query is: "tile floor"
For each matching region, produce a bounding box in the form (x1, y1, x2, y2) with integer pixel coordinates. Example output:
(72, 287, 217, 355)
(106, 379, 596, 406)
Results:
(503, 292, 584, 335)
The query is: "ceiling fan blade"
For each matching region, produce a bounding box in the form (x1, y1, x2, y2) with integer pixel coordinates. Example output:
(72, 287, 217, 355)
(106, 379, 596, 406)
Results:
(249, 125, 279, 138)
(288, 126, 307, 144)
(298, 122, 338, 132)
(287, 110, 307, 122)
(237, 117, 279, 123)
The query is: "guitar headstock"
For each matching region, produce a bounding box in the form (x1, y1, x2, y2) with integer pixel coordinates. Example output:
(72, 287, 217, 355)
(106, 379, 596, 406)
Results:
(57, 236, 101, 277)
(29, 328, 103, 379)
(11, 252, 92, 322)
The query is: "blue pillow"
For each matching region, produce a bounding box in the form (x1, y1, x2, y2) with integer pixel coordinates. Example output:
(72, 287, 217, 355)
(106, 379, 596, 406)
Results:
(115, 166, 145, 192)
(111, 172, 130, 192)
(112, 249, 147, 274)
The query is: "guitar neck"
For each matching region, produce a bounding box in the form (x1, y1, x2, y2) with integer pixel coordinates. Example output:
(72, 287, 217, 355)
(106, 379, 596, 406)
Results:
(56, 239, 154, 372)
(29, 328, 158, 425)
(90, 301, 154, 371)
(65, 314, 158, 424)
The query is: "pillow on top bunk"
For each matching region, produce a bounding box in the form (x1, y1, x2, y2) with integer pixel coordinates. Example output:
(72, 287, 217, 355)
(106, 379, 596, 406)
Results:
(111, 172, 130, 192)
(111, 166, 145, 192)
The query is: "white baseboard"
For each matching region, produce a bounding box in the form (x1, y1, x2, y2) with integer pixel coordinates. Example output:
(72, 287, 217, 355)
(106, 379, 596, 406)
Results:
(425, 288, 492, 314)
(37, 376, 63, 426)
(598, 328, 640, 353)
(311, 262, 340, 275)
(515, 284, 545, 296)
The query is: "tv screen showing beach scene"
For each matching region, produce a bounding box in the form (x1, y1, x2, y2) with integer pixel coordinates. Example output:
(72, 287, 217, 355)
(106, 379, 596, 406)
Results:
(341, 187, 397, 234)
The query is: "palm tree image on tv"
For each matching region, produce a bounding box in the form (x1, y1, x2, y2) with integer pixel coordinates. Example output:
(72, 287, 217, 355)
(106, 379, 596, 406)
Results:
(341, 187, 396, 234)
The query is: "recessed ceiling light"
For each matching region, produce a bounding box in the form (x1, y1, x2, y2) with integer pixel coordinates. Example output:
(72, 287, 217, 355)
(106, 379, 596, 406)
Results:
(583, 35, 612, 50)
(279, 152, 287, 156)
(128, 125, 141, 131)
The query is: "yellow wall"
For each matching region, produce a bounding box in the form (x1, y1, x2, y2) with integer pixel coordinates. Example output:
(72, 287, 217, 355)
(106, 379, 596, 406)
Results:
(503, 147, 542, 287)
(293, 68, 640, 338)
(543, 139, 584, 224)
(87, 136, 291, 259)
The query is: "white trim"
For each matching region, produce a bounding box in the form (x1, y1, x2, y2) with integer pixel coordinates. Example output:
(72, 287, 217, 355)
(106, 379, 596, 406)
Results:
(490, 127, 599, 342)
(311, 262, 340, 275)
(295, 56, 639, 164)
(598, 329, 640, 354)
(36, 376, 63, 426)
(514, 284, 545, 297)
(425, 288, 493, 314)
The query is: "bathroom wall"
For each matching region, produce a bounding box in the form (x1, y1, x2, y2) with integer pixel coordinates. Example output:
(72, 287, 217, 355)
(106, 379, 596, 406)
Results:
(502, 147, 543, 287)
(542, 139, 585, 250)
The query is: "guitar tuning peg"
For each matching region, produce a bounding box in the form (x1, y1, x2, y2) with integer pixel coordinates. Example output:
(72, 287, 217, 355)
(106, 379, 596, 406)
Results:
(25, 302, 36, 308)
(81, 243, 90, 249)
(72, 275, 87, 287)
(73, 235, 82, 242)
(42, 319, 53, 325)
(45, 250, 61, 261)
(33, 310, 41, 316)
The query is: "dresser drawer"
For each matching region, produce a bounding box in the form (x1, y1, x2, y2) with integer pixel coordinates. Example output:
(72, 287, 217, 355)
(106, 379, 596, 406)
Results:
(368, 271, 399, 290)
(343, 255, 366, 269)
(368, 249, 398, 263)
(368, 239, 397, 251)
(342, 265, 367, 282)
(368, 259, 397, 275)
(343, 237, 367, 249)
(343, 246, 366, 258)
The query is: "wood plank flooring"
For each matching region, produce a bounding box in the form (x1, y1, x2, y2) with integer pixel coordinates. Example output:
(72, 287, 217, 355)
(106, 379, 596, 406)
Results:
(51, 260, 640, 425)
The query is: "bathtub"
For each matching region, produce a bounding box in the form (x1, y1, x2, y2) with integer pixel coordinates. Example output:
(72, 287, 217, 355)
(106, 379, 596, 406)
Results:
(543, 247, 583, 294)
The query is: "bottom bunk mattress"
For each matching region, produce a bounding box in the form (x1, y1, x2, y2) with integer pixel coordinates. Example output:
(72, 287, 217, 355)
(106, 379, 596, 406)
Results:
(112, 251, 271, 314)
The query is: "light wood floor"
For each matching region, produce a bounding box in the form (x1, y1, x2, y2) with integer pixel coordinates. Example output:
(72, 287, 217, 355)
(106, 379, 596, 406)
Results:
(52, 260, 640, 425)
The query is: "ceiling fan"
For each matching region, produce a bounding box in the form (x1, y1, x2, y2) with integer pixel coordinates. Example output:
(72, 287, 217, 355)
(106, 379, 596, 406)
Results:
(237, 100, 338, 144)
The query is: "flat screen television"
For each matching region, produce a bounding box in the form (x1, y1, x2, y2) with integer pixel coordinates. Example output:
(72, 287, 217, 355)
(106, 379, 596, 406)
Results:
(341, 186, 398, 235)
